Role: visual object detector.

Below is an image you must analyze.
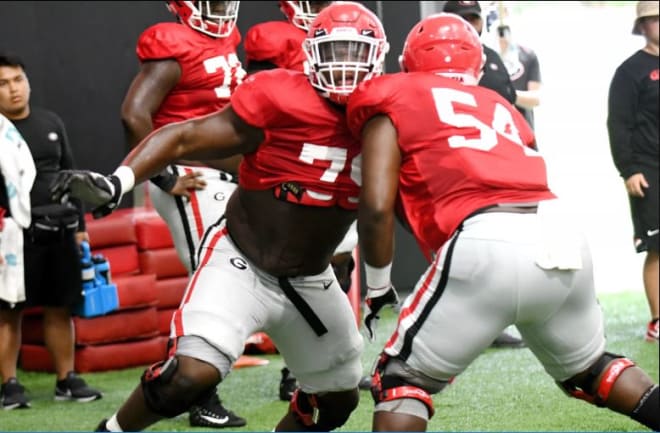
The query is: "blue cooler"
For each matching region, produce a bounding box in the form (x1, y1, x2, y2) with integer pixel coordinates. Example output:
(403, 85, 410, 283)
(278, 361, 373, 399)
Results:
(100, 283, 119, 313)
(75, 261, 105, 317)
(92, 254, 111, 286)
(75, 244, 119, 317)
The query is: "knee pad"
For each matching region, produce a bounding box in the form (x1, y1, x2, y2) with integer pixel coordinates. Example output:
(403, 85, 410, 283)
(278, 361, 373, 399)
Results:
(559, 352, 635, 407)
(370, 353, 448, 419)
(290, 388, 358, 431)
(141, 357, 215, 418)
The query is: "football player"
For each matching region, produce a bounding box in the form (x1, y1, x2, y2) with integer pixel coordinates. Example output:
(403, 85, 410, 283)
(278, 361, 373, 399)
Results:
(120, 1, 246, 428)
(52, 2, 389, 431)
(244, 1, 332, 72)
(244, 0, 364, 400)
(347, 13, 659, 431)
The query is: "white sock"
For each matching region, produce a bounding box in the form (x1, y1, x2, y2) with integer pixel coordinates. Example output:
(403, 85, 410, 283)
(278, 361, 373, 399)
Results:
(106, 414, 123, 432)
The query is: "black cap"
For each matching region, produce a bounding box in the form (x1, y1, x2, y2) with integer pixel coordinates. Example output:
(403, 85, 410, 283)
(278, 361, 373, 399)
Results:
(442, 1, 482, 19)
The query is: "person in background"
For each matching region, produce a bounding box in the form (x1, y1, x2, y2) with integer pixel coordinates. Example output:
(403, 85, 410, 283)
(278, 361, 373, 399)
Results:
(50, 2, 387, 431)
(497, 23, 542, 130)
(0, 53, 102, 409)
(245, 0, 365, 399)
(443, 0, 517, 106)
(441, 0, 525, 348)
(607, 0, 659, 343)
(120, 1, 246, 428)
(244, 1, 332, 72)
(348, 13, 659, 431)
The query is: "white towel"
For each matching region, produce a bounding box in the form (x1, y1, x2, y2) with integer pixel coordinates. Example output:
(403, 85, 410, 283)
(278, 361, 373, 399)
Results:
(0, 114, 35, 305)
(534, 199, 584, 271)
(0, 217, 26, 304)
(0, 114, 36, 229)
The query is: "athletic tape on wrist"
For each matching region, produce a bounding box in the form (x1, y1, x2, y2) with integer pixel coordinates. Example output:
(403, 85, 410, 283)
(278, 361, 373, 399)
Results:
(112, 166, 136, 195)
(365, 262, 392, 290)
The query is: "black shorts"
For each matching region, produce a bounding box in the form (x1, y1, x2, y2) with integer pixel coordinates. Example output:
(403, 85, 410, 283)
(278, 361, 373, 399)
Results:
(23, 228, 82, 308)
(629, 166, 659, 253)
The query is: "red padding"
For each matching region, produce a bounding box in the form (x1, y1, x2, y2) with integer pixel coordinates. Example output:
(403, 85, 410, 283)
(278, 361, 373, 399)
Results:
(135, 215, 174, 250)
(20, 336, 170, 373)
(86, 212, 137, 249)
(22, 307, 160, 346)
(139, 249, 187, 279)
(94, 244, 140, 276)
(155, 277, 188, 309)
(75, 307, 160, 345)
(157, 308, 176, 336)
(114, 274, 158, 310)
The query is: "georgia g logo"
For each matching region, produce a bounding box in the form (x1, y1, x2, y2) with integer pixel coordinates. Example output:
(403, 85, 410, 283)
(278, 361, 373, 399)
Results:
(230, 257, 247, 270)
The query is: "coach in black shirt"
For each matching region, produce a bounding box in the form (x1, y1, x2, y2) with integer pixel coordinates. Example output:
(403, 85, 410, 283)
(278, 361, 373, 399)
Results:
(443, 0, 517, 105)
(0, 53, 102, 408)
(607, 1, 659, 343)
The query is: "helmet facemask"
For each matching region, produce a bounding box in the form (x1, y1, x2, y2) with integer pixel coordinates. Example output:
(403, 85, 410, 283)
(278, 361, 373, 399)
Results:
(181, 1, 240, 38)
(304, 29, 387, 104)
(282, 1, 333, 32)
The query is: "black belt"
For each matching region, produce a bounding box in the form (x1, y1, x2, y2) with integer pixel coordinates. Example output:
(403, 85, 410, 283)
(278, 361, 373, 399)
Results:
(479, 204, 538, 214)
(278, 277, 328, 337)
(467, 203, 538, 220)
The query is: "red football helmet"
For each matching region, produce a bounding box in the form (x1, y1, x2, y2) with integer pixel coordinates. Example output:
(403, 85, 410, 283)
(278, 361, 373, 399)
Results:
(400, 13, 485, 84)
(303, 1, 389, 105)
(279, 1, 333, 32)
(166, 1, 240, 38)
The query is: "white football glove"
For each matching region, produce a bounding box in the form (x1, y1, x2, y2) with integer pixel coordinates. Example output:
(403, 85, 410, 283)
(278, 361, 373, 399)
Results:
(363, 283, 399, 342)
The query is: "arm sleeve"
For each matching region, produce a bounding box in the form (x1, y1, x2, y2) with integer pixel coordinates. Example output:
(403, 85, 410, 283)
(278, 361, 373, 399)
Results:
(607, 66, 639, 178)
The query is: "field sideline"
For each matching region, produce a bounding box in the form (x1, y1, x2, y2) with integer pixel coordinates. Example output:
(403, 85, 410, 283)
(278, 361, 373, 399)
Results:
(0, 290, 657, 432)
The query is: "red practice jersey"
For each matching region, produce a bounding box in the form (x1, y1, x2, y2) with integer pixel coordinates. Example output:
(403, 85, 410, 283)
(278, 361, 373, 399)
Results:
(348, 72, 556, 256)
(137, 22, 244, 129)
(231, 69, 360, 210)
(244, 21, 307, 72)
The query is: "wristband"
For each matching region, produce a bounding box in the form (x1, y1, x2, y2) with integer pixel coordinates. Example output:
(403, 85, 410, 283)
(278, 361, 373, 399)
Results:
(112, 165, 136, 195)
(365, 262, 392, 290)
(150, 170, 178, 192)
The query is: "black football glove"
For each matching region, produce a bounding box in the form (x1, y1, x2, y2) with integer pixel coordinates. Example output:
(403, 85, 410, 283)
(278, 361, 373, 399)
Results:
(363, 283, 399, 342)
(50, 170, 122, 218)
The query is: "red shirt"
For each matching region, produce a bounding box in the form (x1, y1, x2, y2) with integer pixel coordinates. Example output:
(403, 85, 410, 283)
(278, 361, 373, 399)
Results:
(136, 22, 244, 128)
(231, 69, 360, 210)
(244, 21, 307, 72)
(348, 72, 555, 256)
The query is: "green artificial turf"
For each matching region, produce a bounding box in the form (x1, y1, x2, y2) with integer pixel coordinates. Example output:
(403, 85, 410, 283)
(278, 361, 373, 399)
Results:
(1, 291, 657, 432)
